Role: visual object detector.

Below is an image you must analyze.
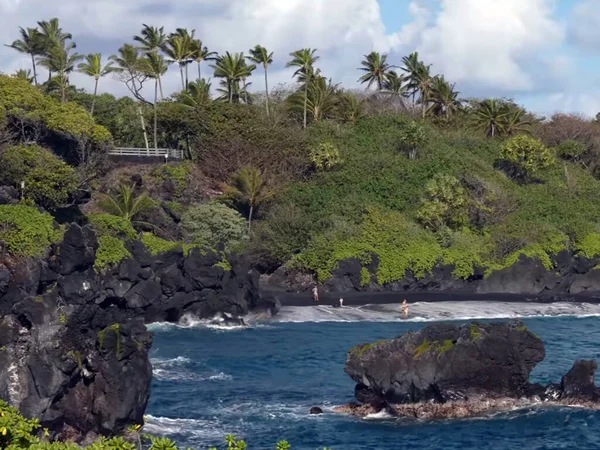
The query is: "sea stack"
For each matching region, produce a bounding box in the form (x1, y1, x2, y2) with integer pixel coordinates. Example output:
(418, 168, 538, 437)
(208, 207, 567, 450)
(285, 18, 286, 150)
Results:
(339, 321, 600, 419)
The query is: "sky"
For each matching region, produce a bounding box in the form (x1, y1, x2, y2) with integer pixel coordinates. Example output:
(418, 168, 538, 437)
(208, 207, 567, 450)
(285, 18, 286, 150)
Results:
(1, 0, 600, 117)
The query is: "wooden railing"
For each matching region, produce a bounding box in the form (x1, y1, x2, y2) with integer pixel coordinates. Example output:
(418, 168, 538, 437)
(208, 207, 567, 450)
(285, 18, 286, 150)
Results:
(108, 147, 184, 159)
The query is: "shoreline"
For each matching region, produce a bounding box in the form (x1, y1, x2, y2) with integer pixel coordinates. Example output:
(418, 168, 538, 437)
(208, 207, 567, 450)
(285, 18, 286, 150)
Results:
(271, 290, 600, 307)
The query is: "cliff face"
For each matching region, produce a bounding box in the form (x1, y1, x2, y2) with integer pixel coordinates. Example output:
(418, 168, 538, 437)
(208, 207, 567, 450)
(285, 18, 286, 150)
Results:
(0, 224, 266, 442)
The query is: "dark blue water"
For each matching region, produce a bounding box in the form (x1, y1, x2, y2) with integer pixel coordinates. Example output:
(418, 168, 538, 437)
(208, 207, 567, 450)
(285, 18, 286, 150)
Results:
(146, 317, 600, 450)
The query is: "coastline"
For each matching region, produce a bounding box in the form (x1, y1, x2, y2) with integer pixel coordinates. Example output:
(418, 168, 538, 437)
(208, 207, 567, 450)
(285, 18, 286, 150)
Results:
(271, 290, 600, 307)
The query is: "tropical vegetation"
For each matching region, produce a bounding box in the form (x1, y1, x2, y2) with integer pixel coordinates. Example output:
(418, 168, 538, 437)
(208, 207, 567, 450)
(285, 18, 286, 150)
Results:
(2, 17, 600, 289)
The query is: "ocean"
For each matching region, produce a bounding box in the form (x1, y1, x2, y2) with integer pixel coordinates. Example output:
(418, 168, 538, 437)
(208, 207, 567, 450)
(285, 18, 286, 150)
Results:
(145, 302, 600, 449)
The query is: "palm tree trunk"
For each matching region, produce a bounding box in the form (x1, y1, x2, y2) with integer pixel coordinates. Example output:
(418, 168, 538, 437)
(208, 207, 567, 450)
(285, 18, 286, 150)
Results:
(179, 65, 185, 90)
(229, 80, 233, 103)
(30, 54, 38, 87)
(303, 79, 308, 129)
(158, 76, 164, 100)
(491, 123, 495, 138)
(91, 78, 99, 116)
(264, 67, 270, 116)
(248, 204, 254, 231)
(198, 62, 202, 80)
(60, 78, 66, 103)
(153, 79, 158, 150)
(138, 105, 150, 151)
(185, 64, 189, 88)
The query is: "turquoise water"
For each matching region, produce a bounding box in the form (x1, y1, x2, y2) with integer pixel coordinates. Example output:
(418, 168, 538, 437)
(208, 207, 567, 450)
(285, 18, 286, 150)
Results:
(146, 316, 600, 449)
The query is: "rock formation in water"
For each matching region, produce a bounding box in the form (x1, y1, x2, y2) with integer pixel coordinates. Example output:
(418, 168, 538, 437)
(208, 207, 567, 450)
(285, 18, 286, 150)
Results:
(0, 223, 272, 442)
(340, 321, 600, 419)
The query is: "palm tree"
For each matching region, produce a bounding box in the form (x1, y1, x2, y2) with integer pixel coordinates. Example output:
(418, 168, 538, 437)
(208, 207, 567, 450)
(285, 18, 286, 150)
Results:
(401, 52, 423, 109)
(37, 18, 72, 82)
(77, 53, 115, 115)
(428, 75, 462, 119)
(12, 69, 34, 83)
(501, 108, 532, 136)
(286, 48, 320, 129)
(134, 24, 167, 51)
(134, 24, 167, 98)
(224, 167, 273, 230)
(358, 51, 392, 90)
(473, 99, 510, 137)
(37, 41, 83, 102)
(139, 52, 168, 149)
(191, 39, 217, 80)
(289, 76, 339, 122)
(5, 27, 43, 86)
(338, 92, 366, 124)
(212, 52, 254, 103)
(414, 62, 433, 118)
(383, 71, 408, 111)
(97, 184, 156, 223)
(162, 33, 195, 90)
(180, 78, 212, 108)
(247, 45, 274, 115)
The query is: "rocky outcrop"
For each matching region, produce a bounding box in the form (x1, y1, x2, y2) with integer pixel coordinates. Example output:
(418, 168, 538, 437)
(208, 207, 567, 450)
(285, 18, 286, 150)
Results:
(0, 223, 271, 443)
(340, 321, 600, 419)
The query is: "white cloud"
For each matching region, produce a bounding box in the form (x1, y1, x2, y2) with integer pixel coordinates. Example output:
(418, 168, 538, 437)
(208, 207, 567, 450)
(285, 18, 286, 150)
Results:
(387, 0, 565, 93)
(0, 0, 593, 116)
(0, 0, 388, 100)
(570, 0, 600, 51)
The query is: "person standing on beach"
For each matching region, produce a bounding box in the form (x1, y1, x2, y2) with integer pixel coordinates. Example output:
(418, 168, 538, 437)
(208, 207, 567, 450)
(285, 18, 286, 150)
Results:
(402, 299, 409, 319)
(312, 286, 319, 303)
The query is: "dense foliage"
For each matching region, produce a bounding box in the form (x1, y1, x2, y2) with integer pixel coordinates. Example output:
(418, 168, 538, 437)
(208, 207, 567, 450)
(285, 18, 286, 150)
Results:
(181, 202, 248, 252)
(0, 205, 61, 257)
(3, 16, 600, 285)
(0, 144, 78, 210)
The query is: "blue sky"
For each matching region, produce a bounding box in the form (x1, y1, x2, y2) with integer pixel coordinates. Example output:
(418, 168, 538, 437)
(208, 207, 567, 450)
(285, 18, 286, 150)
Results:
(1, 0, 600, 116)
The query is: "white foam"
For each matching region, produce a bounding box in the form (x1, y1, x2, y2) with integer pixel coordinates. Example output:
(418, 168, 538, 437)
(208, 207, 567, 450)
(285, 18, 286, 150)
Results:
(272, 301, 600, 323)
(363, 410, 395, 421)
(150, 356, 232, 382)
(143, 415, 231, 441)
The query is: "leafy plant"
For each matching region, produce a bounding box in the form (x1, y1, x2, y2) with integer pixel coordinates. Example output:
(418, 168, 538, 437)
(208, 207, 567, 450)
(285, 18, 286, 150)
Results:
(416, 174, 469, 231)
(500, 134, 554, 182)
(399, 121, 427, 159)
(141, 232, 179, 256)
(0, 144, 78, 210)
(0, 205, 61, 257)
(181, 202, 248, 251)
(97, 184, 156, 223)
(309, 142, 342, 171)
(223, 168, 273, 229)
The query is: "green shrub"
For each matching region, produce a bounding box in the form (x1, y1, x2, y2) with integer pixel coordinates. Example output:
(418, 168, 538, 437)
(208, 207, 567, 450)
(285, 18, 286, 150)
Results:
(182, 202, 248, 251)
(416, 174, 469, 231)
(500, 135, 554, 180)
(151, 162, 193, 198)
(141, 232, 180, 255)
(309, 142, 342, 171)
(575, 233, 600, 259)
(399, 121, 428, 159)
(556, 139, 587, 161)
(0, 205, 61, 257)
(0, 75, 111, 145)
(294, 207, 443, 283)
(95, 236, 131, 270)
(89, 214, 137, 240)
(0, 145, 78, 210)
